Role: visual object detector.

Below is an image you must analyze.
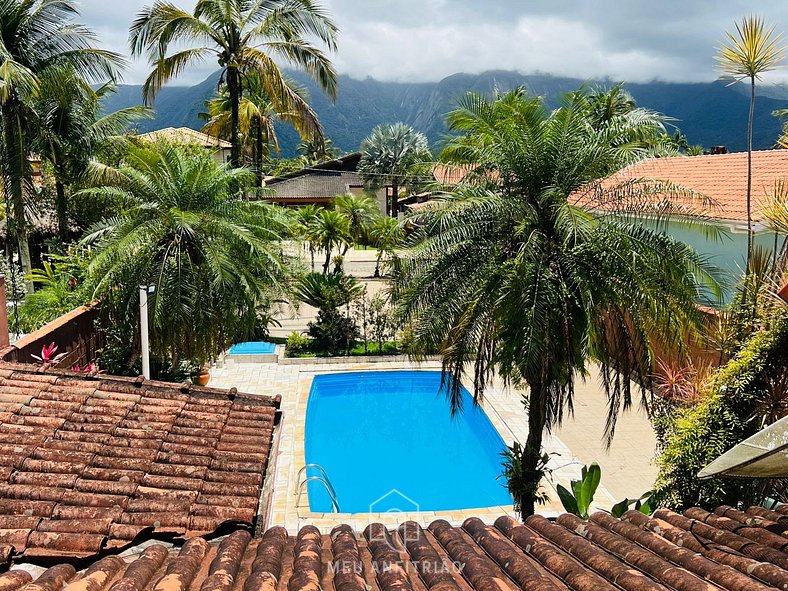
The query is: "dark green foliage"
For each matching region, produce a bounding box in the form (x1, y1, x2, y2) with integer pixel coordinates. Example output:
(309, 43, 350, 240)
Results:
(653, 310, 788, 509)
(610, 491, 655, 518)
(307, 307, 359, 355)
(285, 331, 310, 357)
(500, 443, 551, 516)
(556, 463, 602, 519)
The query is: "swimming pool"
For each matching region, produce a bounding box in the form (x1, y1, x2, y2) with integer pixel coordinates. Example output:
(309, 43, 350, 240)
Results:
(228, 341, 276, 355)
(304, 371, 512, 513)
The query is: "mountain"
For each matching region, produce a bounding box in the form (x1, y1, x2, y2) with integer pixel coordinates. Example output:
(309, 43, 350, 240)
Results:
(101, 70, 788, 156)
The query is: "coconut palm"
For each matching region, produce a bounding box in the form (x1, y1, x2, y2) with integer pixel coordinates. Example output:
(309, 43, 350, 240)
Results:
(79, 142, 293, 368)
(0, 0, 123, 283)
(201, 71, 322, 185)
(32, 68, 149, 241)
(358, 123, 432, 217)
(333, 193, 378, 253)
(308, 208, 350, 274)
(393, 89, 720, 517)
(716, 15, 786, 267)
(130, 0, 338, 168)
(298, 137, 338, 163)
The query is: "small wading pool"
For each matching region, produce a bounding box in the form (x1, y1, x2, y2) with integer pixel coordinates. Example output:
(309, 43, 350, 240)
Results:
(305, 371, 512, 513)
(228, 341, 276, 355)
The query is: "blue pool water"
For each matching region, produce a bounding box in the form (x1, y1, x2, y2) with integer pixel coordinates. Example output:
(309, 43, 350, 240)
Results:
(228, 341, 276, 355)
(305, 371, 512, 513)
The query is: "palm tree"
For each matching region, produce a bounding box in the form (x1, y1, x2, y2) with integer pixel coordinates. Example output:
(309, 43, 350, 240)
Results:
(0, 0, 123, 283)
(333, 193, 378, 254)
(308, 208, 350, 274)
(201, 71, 322, 185)
(298, 137, 338, 163)
(370, 216, 403, 278)
(716, 15, 786, 267)
(393, 89, 720, 517)
(358, 123, 432, 217)
(79, 142, 293, 368)
(32, 68, 149, 241)
(130, 0, 338, 168)
(294, 204, 322, 271)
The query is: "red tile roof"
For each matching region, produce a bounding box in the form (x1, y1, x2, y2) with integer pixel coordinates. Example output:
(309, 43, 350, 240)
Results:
(5, 505, 788, 590)
(0, 363, 279, 562)
(581, 150, 788, 224)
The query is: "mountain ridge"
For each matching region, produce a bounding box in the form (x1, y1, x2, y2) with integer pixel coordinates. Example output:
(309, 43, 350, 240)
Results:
(101, 70, 788, 156)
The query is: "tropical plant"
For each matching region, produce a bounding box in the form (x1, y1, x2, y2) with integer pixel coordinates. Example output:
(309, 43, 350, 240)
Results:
(610, 491, 655, 518)
(130, 0, 338, 168)
(298, 137, 338, 163)
(285, 330, 311, 357)
(79, 142, 293, 369)
(31, 342, 66, 364)
(333, 193, 378, 252)
(32, 68, 148, 240)
(653, 309, 788, 509)
(308, 208, 351, 273)
(201, 71, 321, 184)
(369, 216, 404, 278)
(393, 88, 720, 517)
(556, 463, 601, 519)
(500, 443, 551, 516)
(716, 15, 786, 267)
(0, 0, 123, 285)
(358, 123, 432, 217)
(294, 204, 321, 271)
(294, 272, 361, 355)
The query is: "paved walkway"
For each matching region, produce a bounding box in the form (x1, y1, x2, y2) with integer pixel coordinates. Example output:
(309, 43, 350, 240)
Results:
(209, 355, 658, 532)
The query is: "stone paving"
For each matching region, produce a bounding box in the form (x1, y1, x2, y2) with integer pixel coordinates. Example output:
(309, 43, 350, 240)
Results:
(209, 354, 657, 533)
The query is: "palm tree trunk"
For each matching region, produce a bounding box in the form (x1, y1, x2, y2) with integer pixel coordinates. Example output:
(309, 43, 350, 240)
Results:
(255, 120, 264, 187)
(323, 249, 331, 274)
(55, 177, 68, 242)
(520, 379, 547, 519)
(2, 104, 33, 292)
(227, 66, 242, 168)
(746, 76, 755, 271)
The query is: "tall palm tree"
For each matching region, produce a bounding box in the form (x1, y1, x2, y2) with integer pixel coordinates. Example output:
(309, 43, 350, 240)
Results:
(130, 0, 338, 168)
(201, 71, 321, 185)
(32, 68, 149, 241)
(358, 123, 432, 217)
(333, 193, 378, 254)
(393, 89, 720, 517)
(370, 215, 403, 278)
(298, 137, 338, 163)
(79, 142, 293, 368)
(717, 15, 786, 268)
(0, 0, 123, 283)
(294, 204, 321, 271)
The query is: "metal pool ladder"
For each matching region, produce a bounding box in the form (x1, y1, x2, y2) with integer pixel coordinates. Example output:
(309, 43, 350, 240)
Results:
(296, 464, 341, 513)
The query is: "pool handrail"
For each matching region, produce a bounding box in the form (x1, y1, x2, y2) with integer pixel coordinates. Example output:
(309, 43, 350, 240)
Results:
(296, 476, 341, 513)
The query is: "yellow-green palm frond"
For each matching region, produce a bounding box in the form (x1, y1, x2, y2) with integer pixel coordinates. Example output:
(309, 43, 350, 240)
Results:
(716, 15, 786, 81)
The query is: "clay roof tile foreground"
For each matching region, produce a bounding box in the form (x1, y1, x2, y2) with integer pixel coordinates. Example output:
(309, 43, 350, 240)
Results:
(0, 362, 279, 562)
(5, 504, 788, 591)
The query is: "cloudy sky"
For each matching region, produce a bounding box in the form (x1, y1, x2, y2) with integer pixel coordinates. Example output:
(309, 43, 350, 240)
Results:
(78, 0, 788, 86)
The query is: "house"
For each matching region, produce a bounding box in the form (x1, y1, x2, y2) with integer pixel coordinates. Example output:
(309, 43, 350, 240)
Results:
(262, 153, 388, 211)
(136, 127, 232, 164)
(576, 149, 788, 230)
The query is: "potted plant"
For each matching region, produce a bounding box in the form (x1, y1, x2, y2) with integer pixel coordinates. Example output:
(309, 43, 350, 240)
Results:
(194, 367, 210, 386)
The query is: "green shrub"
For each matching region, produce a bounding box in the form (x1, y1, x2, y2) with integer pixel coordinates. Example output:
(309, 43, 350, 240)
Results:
(285, 331, 311, 357)
(653, 310, 788, 509)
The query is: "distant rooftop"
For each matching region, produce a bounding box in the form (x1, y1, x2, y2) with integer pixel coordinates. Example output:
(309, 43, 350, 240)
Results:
(137, 127, 231, 150)
(579, 149, 788, 225)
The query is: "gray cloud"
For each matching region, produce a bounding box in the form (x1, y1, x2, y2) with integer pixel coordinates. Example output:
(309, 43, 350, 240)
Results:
(76, 0, 788, 86)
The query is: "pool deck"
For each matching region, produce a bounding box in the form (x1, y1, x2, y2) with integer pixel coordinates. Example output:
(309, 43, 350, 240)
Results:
(209, 357, 657, 533)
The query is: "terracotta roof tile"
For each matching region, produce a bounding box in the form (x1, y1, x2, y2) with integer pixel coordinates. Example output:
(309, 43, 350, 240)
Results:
(0, 363, 279, 563)
(11, 508, 788, 591)
(575, 149, 788, 223)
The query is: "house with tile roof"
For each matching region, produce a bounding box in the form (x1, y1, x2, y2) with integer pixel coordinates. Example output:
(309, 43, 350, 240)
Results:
(136, 128, 232, 164)
(261, 153, 388, 211)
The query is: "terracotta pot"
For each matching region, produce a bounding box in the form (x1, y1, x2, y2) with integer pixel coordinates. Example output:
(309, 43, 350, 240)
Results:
(779, 282, 788, 303)
(195, 369, 210, 387)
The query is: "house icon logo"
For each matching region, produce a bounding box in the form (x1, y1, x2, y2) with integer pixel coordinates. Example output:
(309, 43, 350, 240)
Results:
(368, 489, 421, 545)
